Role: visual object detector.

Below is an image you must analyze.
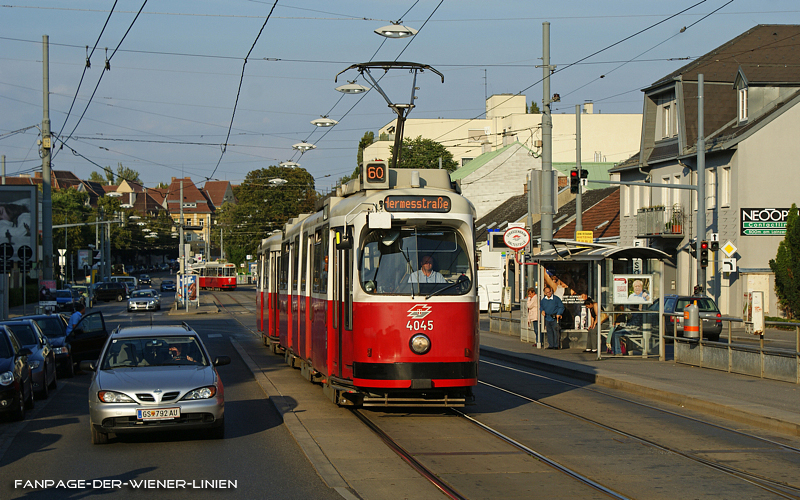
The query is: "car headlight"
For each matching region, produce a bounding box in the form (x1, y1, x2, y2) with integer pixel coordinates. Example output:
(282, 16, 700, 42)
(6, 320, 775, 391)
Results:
(53, 347, 69, 355)
(0, 371, 13, 386)
(98, 391, 135, 403)
(28, 360, 40, 369)
(409, 334, 432, 355)
(181, 386, 217, 400)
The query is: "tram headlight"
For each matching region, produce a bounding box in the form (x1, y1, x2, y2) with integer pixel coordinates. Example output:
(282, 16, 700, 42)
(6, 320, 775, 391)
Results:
(409, 334, 431, 355)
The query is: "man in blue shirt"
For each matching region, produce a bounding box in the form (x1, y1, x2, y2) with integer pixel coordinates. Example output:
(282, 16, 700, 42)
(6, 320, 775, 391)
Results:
(66, 302, 86, 335)
(540, 286, 565, 349)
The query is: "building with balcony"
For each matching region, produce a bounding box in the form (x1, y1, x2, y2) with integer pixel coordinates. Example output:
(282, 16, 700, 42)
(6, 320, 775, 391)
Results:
(611, 24, 800, 317)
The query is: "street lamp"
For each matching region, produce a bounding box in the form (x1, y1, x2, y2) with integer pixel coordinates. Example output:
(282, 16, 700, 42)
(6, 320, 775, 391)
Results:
(269, 178, 288, 186)
(279, 161, 300, 168)
(335, 80, 369, 94)
(311, 116, 338, 127)
(292, 142, 316, 153)
(374, 22, 418, 39)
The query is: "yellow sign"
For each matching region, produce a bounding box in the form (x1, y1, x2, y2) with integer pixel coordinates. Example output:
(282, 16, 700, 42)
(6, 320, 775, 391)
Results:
(576, 231, 594, 243)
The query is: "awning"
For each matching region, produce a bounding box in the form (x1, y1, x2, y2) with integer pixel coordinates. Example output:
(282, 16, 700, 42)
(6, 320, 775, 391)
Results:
(532, 239, 670, 262)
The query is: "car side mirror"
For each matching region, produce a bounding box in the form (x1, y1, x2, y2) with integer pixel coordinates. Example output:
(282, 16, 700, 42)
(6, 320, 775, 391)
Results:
(80, 360, 96, 372)
(213, 356, 231, 367)
(18, 347, 32, 357)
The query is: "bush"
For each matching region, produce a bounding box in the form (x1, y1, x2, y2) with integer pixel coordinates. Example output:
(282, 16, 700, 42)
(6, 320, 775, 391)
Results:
(9, 280, 40, 308)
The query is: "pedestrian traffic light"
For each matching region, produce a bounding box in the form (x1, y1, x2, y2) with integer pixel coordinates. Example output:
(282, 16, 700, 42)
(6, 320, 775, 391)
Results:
(580, 169, 588, 186)
(700, 240, 709, 268)
(710, 240, 719, 252)
(570, 170, 580, 194)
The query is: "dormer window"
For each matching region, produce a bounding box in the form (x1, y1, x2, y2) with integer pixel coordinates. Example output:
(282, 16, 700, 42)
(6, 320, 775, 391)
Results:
(738, 87, 748, 122)
(655, 91, 677, 139)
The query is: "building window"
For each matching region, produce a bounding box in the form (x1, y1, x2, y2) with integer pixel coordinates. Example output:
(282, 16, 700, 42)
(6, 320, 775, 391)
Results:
(662, 104, 671, 139)
(622, 185, 630, 217)
(721, 167, 731, 207)
(738, 88, 748, 122)
(706, 169, 716, 210)
(461, 158, 474, 166)
(661, 176, 670, 207)
(468, 129, 488, 143)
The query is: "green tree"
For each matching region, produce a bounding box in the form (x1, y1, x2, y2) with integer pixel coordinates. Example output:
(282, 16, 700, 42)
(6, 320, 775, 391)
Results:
(155, 181, 169, 189)
(769, 204, 800, 319)
(357, 131, 375, 168)
(51, 188, 92, 254)
(390, 136, 458, 172)
(113, 163, 142, 185)
(88, 171, 107, 185)
(528, 101, 541, 113)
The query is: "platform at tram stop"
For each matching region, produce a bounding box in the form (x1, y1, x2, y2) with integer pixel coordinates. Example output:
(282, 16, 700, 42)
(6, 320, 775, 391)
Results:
(478, 318, 800, 438)
(167, 301, 219, 316)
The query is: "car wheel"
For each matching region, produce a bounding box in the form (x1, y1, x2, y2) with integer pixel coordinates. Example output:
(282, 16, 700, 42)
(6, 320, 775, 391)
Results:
(117, 294, 124, 302)
(91, 425, 109, 445)
(63, 356, 75, 378)
(208, 419, 225, 440)
(24, 378, 35, 410)
(37, 374, 49, 399)
(10, 388, 25, 421)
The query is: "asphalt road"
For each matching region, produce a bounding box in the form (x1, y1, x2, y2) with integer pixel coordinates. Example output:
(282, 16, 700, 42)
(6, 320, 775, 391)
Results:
(0, 281, 341, 500)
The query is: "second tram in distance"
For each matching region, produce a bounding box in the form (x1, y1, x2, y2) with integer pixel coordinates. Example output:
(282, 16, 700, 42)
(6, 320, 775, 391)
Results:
(256, 161, 479, 407)
(190, 261, 238, 290)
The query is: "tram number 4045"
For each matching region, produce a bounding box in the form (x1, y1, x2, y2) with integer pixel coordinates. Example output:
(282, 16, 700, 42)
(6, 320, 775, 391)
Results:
(407, 320, 434, 331)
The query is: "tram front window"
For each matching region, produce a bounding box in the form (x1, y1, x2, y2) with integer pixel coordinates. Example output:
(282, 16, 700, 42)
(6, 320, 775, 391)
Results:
(360, 228, 472, 296)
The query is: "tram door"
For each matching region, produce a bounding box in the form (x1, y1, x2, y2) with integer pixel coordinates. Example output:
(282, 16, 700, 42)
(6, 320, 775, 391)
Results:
(297, 232, 309, 360)
(290, 236, 299, 354)
(269, 250, 280, 338)
(331, 227, 353, 379)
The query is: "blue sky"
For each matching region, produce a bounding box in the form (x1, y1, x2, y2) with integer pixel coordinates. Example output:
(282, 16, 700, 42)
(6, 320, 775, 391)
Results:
(2, 1, 800, 193)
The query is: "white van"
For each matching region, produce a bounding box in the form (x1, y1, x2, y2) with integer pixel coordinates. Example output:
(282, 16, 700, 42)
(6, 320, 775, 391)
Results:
(110, 275, 138, 290)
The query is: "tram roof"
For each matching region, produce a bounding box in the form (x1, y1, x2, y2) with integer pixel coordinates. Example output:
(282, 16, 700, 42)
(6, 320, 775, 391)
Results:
(532, 239, 670, 262)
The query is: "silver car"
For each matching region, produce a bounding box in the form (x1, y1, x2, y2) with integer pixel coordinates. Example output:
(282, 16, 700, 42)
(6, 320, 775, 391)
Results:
(127, 289, 161, 312)
(81, 325, 230, 444)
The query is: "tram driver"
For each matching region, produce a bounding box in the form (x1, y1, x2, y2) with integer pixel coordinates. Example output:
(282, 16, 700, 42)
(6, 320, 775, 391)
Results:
(407, 255, 446, 284)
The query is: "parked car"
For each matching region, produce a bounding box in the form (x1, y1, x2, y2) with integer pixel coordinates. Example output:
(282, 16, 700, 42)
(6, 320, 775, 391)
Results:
(70, 285, 94, 306)
(160, 280, 176, 292)
(17, 314, 74, 377)
(127, 289, 161, 312)
(139, 275, 152, 287)
(81, 324, 230, 444)
(649, 294, 723, 341)
(0, 319, 57, 398)
(0, 325, 35, 421)
(94, 282, 129, 302)
(53, 289, 84, 312)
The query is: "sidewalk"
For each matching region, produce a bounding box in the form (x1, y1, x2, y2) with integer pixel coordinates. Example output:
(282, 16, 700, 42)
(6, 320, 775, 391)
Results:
(480, 330, 800, 436)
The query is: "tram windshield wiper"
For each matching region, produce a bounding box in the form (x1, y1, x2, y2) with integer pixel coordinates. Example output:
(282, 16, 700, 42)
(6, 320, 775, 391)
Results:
(425, 275, 470, 300)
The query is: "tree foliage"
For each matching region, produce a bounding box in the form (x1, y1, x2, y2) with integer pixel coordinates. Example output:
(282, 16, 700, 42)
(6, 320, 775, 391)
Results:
(769, 204, 800, 319)
(212, 166, 317, 265)
(528, 101, 541, 114)
(390, 136, 458, 172)
(88, 172, 107, 185)
(357, 131, 375, 168)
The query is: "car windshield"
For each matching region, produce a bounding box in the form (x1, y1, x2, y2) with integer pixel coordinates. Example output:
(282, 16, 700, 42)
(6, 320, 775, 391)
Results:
(102, 336, 207, 369)
(7, 324, 37, 346)
(131, 291, 154, 298)
(33, 317, 64, 338)
(0, 336, 10, 358)
(675, 298, 719, 312)
(54, 290, 72, 299)
(360, 227, 472, 296)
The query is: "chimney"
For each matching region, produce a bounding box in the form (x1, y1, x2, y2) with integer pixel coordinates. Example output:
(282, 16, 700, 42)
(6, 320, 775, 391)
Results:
(583, 102, 594, 114)
(482, 141, 492, 154)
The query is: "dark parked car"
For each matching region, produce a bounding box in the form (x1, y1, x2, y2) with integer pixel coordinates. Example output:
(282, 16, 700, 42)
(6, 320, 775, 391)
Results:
(649, 294, 722, 341)
(94, 282, 129, 302)
(139, 275, 152, 287)
(160, 280, 176, 292)
(53, 289, 85, 312)
(0, 325, 35, 421)
(17, 314, 74, 378)
(0, 319, 57, 398)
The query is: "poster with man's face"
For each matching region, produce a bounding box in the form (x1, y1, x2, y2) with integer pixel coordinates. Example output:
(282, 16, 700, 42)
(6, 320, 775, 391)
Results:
(613, 274, 653, 305)
(0, 186, 37, 267)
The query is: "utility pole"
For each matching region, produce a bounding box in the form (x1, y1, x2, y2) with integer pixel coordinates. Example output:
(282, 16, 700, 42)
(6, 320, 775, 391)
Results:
(575, 104, 583, 234)
(539, 22, 555, 251)
(2, 155, 6, 184)
(41, 35, 54, 281)
(696, 74, 706, 290)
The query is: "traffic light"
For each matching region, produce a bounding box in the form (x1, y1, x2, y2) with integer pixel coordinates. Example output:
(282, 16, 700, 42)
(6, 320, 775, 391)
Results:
(700, 240, 709, 268)
(570, 170, 580, 194)
(710, 240, 719, 252)
(580, 169, 588, 185)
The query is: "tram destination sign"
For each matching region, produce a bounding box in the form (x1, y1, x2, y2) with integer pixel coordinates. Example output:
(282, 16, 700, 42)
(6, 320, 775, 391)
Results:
(740, 208, 796, 236)
(383, 195, 451, 213)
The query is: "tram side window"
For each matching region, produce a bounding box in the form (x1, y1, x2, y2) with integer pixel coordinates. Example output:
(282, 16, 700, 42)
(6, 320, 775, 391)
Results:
(292, 236, 300, 292)
(320, 224, 329, 292)
(312, 229, 322, 293)
(279, 242, 290, 291)
(301, 232, 309, 293)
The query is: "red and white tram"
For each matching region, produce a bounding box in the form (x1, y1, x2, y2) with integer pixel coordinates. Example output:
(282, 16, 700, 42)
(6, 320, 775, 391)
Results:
(191, 261, 237, 290)
(256, 162, 478, 407)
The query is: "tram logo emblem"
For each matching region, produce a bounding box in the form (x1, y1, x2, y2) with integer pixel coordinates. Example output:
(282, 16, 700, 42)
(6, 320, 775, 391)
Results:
(407, 304, 432, 319)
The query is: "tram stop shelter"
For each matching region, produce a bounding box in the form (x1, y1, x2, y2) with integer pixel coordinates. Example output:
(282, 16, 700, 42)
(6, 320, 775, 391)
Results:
(525, 240, 670, 360)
